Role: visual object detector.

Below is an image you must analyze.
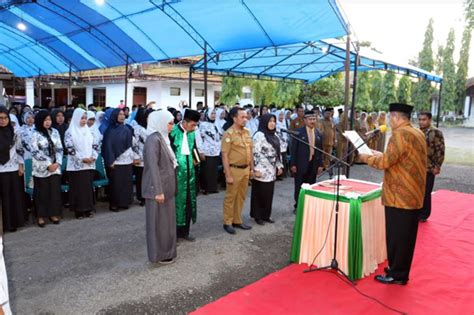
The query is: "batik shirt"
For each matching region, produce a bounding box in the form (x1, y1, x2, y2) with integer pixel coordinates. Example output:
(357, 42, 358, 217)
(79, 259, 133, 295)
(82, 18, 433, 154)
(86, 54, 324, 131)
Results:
(0, 131, 24, 173)
(252, 131, 283, 183)
(420, 125, 445, 173)
(64, 129, 100, 171)
(19, 124, 34, 160)
(132, 123, 148, 167)
(367, 121, 427, 210)
(30, 128, 63, 178)
(197, 121, 221, 157)
(114, 131, 140, 166)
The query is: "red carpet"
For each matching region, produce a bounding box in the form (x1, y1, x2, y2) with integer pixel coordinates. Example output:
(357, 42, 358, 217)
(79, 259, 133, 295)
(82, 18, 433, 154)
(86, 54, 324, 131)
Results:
(192, 190, 474, 315)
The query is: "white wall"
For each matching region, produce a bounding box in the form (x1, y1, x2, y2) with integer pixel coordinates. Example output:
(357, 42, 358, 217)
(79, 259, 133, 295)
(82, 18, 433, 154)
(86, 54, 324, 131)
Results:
(84, 79, 221, 110)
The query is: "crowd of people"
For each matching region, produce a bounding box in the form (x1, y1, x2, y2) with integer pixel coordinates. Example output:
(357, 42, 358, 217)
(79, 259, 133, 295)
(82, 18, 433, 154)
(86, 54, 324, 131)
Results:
(0, 101, 444, 269)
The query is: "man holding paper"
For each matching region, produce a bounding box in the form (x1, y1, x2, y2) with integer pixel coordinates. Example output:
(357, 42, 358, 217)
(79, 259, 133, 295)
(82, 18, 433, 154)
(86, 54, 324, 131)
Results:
(358, 103, 427, 285)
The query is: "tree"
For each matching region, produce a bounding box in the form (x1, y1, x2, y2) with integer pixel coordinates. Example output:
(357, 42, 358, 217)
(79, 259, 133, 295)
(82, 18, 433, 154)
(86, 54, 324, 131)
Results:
(220, 76, 244, 105)
(397, 76, 412, 104)
(301, 75, 344, 108)
(274, 81, 302, 108)
(370, 71, 383, 107)
(262, 81, 276, 105)
(455, 24, 472, 111)
(441, 28, 457, 111)
(379, 71, 398, 108)
(356, 71, 372, 111)
(412, 19, 435, 110)
(466, 0, 474, 29)
(435, 45, 444, 75)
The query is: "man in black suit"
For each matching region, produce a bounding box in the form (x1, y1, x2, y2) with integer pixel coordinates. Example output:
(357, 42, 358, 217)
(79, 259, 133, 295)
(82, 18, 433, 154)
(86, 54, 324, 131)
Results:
(290, 110, 324, 213)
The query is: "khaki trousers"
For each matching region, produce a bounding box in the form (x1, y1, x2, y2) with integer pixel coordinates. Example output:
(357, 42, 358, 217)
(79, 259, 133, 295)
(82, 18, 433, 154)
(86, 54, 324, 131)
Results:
(223, 167, 250, 225)
(322, 145, 333, 169)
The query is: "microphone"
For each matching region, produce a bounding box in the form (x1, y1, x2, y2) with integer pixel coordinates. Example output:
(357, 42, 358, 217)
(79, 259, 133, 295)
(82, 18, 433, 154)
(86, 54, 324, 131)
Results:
(281, 129, 300, 136)
(365, 124, 387, 136)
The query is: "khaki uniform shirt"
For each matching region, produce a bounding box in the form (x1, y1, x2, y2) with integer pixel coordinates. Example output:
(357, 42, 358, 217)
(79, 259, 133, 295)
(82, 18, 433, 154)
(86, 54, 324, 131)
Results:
(221, 125, 253, 167)
(320, 118, 335, 146)
(368, 121, 427, 210)
(290, 117, 305, 130)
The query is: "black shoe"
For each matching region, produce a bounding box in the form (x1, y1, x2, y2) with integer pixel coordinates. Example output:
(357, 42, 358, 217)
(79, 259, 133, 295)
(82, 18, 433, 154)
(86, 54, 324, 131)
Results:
(223, 224, 236, 234)
(264, 218, 275, 223)
(159, 258, 175, 265)
(374, 274, 408, 285)
(119, 206, 129, 210)
(37, 220, 46, 228)
(139, 201, 145, 206)
(255, 219, 265, 225)
(293, 209, 297, 215)
(109, 206, 119, 212)
(183, 235, 196, 242)
(232, 223, 252, 230)
(419, 218, 428, 223)
(384, 267, 390, 273)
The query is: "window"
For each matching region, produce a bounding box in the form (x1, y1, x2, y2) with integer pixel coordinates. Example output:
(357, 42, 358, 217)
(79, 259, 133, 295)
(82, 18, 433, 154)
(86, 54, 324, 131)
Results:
(170, 87, 181, 96)
(93, 88, 106, 108)
(195, 88, 204, 97)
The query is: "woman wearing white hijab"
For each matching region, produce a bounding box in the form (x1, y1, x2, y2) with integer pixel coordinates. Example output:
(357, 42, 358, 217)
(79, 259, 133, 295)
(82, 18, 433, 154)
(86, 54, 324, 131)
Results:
(86, 111, 96, 128)
(196, 108, 220, 194)
(275, 110, 289, 177)
(142, 110, 177, 264)
(214, 108, 227, 137)
(8, 114, 19, 132)
(91, 111, 104, 147)
(64, 108, 99, 219)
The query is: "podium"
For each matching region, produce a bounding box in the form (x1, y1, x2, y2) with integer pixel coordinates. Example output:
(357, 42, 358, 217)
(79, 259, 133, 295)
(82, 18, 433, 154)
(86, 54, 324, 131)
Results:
(290, 178, 387, 280)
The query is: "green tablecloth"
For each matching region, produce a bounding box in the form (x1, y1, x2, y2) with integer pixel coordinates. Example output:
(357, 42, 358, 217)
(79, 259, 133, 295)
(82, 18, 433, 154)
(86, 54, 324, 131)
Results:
(291, 186, 382, 280)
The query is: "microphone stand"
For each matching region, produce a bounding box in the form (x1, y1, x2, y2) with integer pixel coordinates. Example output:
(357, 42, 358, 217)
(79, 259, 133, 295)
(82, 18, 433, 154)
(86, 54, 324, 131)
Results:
(302, 131, 381, 283)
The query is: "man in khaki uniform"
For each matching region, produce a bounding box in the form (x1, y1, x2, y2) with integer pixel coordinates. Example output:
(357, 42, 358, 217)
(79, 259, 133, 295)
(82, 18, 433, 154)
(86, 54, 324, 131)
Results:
(320, 108, 336, 176)
(290, 106, 305, 130)
(336, 109, 347, 159)
(221, 107, 253, 235)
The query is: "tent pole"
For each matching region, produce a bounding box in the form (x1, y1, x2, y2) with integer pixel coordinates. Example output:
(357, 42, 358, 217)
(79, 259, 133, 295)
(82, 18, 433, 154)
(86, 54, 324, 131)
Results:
(343, 35, 351, 175)
(37, 74, 42, 108)
(350, 53, 359, 130)
(68, 63, 72, 105)
(12, 75, 16, 101)
(124, 56, 129, 108)
(436, 82, 442, 127)
(189, 67, 193, 108)
(204, 43, 208, 109)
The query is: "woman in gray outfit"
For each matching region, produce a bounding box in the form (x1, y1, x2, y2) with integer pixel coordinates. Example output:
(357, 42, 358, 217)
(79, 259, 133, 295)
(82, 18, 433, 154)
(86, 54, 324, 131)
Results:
(142, 110, 178, 264)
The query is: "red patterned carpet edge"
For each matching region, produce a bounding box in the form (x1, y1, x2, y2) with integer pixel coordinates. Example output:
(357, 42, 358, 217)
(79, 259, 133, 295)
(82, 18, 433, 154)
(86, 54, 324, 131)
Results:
(191, 190, 474, 315)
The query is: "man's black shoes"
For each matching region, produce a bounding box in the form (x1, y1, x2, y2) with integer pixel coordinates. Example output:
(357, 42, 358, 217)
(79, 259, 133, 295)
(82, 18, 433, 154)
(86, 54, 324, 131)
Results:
(223, 225, 236, 234)
(374, 274, 408, 285)
(232, 223, 252, 230)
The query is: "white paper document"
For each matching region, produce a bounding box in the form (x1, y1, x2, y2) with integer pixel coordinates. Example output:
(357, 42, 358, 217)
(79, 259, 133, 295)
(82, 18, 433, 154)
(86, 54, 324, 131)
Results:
(342, 131, 373, 155)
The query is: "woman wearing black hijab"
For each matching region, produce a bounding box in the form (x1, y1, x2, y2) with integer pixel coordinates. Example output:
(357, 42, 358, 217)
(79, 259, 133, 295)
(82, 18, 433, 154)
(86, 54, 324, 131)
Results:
(250, 114, 283, 225)
(0, 107, 26, 232)
(51, 109, 68, 155)
(102, 108, 138, 212)
(30, 110, 64, 227)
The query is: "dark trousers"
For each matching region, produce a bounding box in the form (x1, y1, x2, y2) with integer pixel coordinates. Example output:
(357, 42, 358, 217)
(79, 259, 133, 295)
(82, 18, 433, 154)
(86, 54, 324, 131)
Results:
(250, 180, 275, 220)
(419, 172, 435, 220)
(294, 159, 317, 207)
(177, 184, 192, 238)
(133, 166, 144, 202)
(385, 206, 420, 281)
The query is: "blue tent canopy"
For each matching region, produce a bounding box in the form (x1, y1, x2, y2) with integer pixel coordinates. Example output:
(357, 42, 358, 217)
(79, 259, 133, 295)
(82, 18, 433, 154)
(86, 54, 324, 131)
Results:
(0, 0, 349, 77)
(192, 41, 443, 83)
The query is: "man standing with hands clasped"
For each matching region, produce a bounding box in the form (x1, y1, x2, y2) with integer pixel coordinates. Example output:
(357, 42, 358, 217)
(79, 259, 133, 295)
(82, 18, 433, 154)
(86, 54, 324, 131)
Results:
(221, 107, 253, 235)
(417, 111, 445, 222)
(358, 103, 427, 285)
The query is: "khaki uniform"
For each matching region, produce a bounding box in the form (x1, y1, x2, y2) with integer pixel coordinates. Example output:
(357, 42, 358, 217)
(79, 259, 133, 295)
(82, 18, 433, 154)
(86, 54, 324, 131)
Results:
(221, 125, 253, 225)
(290, 117, 305, 130)
(336, 113, 347, 159)
(320, 118, 335, 170)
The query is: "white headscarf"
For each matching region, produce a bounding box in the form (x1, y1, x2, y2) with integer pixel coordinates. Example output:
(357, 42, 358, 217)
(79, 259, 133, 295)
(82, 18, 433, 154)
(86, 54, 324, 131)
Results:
(147, 110, 177, 168)
(67, 108, 93, 159)
(275, 110, 287, 130)
(87, 111, 95, 121)
(215, 108, 226, 134)
(9, 114, 19, 131)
